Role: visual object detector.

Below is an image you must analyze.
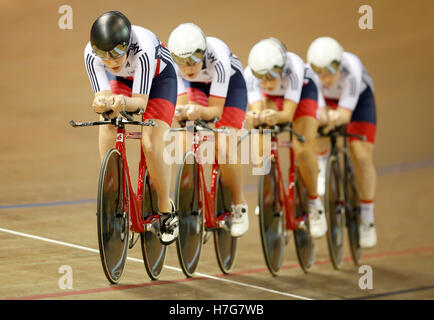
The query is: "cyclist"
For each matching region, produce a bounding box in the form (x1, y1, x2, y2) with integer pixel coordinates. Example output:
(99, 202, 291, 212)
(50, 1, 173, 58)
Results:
(306, 36, 377, 248)
(167, 23, 249, 238)
(83, 11, 178, 245)
(244, 38, 327, 239)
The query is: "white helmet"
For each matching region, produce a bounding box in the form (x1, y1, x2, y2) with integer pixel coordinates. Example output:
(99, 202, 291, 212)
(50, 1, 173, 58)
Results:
(248, 38, 287, 80)
(307, 37, 343, 73)
(168, 23, 207, 65)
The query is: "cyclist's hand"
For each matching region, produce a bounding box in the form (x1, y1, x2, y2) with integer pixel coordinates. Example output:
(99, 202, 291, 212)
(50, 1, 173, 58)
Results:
(261, 109, 279, 126)
(323, 109, 339, 134)
(246, 110, 261, 127)
(186, 104, 201, 121)
(318, 108, 328, 126)
(174, 105, 187, 122)
(92, 95, 110, 114)
(109, 95, 127, 114)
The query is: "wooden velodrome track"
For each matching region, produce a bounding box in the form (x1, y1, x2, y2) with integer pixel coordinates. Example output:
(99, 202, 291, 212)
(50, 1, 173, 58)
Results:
(1, 0, 433, 300)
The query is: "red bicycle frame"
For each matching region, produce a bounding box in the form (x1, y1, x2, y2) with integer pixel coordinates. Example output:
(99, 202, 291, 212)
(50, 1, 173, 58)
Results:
(270, 134, 307, 231)
(191, 130, 232, 230)
(116, 128, 159, 234)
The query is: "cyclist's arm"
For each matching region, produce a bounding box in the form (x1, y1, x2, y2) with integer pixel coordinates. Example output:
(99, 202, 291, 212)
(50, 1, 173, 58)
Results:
(334, 62, 362, 125)
(277, 99, 297, 124)
(249, 100, 264, 113)
(329, 107, 352, 126)
(129, 51, 156, 112)
(126, 93, 149, 112)
(199, 96, 225, 121)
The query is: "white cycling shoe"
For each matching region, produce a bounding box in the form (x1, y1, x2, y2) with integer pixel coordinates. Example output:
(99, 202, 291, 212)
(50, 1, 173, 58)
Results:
(309, 204, 328, 239)
(359, 222, 377, 248)
(230, 203, 249, 237)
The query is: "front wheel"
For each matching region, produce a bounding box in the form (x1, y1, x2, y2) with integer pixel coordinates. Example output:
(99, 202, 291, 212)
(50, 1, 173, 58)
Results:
(97, 148, 129, 284)
(258, 160, 286, 276)
(214, 171, 238, 274)
(325, 154, 345, 270)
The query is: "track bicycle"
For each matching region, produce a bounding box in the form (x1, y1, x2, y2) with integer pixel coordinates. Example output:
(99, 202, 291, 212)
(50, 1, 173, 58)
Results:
(253, 123, 315, 275)
(171, 119, 239, 277)
(70, 111, 172, 283)
(317, 125, 365, 268)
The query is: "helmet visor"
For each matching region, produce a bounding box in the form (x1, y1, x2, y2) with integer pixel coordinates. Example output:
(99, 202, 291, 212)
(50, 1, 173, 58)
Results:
(310, 60, 341, 76)
(92, 42, 129, 61)
(171, 49, 205, 66)
(251, 66, 284, 81)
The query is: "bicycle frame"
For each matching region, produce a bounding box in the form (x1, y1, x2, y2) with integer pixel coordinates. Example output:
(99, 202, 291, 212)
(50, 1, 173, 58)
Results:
(270, 132, 307, 231)
(115, 126, 159, 234)
(189, 126, 232, 230)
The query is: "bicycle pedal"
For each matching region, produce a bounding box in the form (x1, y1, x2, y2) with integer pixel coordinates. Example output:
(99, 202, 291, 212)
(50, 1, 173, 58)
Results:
(273, 211, 283, 217)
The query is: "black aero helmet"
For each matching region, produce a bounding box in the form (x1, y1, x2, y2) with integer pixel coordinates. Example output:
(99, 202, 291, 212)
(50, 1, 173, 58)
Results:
(90, 11, 131, 60)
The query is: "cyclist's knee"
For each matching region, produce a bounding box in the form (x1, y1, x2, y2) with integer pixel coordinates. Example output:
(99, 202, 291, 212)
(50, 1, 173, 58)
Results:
(350, 141, 374, 165)
(293, 142, 312, 161)
(141, 133, 155, 155)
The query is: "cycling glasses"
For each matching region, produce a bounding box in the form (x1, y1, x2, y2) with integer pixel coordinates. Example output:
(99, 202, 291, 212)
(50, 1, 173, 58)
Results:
(171, 49, 206, 66)
(251, 66, 284, 81)
(92, 42, 129, 61)
(310, 60, 341, 76)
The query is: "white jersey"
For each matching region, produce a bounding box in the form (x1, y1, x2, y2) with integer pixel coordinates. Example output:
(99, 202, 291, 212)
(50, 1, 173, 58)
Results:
(245, 51, 325, 108)
(84, 25, 174, 95)
(320, 52, 374, 111)
(175, 37, 244, 98)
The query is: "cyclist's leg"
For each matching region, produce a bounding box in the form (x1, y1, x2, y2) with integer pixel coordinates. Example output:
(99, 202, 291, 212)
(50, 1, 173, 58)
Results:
(292, 79, 326, 238)
(346, 86, 377, 247)
(215, 68, 248, 237)
(142, 120, 173, 212)
(140, 64, 177, 214)
(314, 106, 333, 196)
(293, 117, 319, 198)
(216, 127, 246, 205)
(347, 86, 377, 205)
(292, 80, 320, 199)
(98, 121, 117, 162)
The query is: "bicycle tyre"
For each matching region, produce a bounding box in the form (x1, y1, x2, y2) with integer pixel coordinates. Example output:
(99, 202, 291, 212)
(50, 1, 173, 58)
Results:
(97, 148, 129, 284)
(324, 154, 345, 270)
(258, 160, 286, 276)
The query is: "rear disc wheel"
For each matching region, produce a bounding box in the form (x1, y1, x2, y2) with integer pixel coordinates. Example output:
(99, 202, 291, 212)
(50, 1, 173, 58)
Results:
(175, 151, 203, 277)
(293, 169, 315, 273)
(214, 171, 238, 274)
(345, 159, 362, 266)
(140, 169, 167, 280)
